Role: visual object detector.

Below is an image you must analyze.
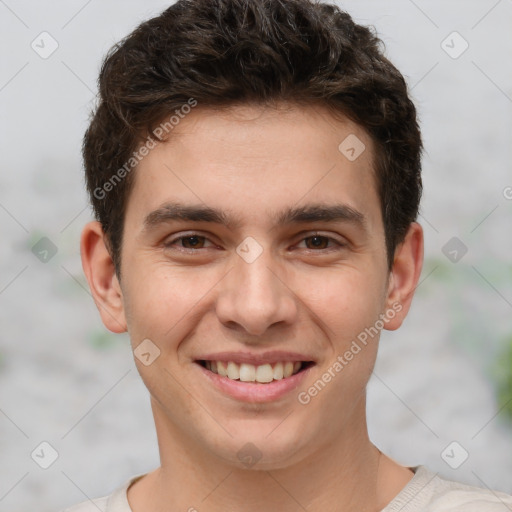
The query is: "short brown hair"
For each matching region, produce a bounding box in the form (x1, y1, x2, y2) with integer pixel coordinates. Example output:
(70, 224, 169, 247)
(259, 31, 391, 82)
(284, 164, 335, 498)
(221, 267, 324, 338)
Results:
(83, 0, 422, 276)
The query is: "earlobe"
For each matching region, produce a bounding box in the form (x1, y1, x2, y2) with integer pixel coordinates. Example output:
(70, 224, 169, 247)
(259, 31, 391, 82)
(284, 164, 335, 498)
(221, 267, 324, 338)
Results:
(80, 221, 127, 333)
(383, 222, 424, 331)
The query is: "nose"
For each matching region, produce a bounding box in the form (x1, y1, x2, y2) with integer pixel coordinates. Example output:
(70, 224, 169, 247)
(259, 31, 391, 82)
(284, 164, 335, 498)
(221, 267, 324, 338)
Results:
(215, 246, 298, 336)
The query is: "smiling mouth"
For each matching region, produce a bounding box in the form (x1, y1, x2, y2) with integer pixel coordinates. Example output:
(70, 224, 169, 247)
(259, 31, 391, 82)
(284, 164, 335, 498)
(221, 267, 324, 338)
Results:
(196, 360, 315, 384)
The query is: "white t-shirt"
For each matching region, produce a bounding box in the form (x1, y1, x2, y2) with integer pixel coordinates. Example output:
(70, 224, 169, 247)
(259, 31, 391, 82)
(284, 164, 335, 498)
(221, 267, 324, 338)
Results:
(60, 465, 512, 512)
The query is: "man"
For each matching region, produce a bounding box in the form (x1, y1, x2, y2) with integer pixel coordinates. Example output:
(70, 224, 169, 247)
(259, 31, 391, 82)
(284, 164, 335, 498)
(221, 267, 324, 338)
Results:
(64, 0, 512, 510)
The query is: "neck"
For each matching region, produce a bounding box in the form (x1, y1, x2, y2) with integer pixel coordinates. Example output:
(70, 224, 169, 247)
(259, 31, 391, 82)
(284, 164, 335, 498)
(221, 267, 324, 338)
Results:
(127, 396, 412, 512)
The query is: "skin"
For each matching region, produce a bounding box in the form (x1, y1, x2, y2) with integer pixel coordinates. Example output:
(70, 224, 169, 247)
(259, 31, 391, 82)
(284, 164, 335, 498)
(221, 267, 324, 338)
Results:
(81, 102, 423, 512)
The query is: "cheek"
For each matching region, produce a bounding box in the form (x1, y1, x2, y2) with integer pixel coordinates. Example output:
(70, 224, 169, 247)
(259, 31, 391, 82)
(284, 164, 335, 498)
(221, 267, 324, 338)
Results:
(295, 266, 387, 342)
(122, 250, 387, 356)
(122, 262, 219, 349)
(295, 272, 383, 416)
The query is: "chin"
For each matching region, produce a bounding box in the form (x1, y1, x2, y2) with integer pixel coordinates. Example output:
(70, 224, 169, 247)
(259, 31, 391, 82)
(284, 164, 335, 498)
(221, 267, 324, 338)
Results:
(205, 421, 316, 471)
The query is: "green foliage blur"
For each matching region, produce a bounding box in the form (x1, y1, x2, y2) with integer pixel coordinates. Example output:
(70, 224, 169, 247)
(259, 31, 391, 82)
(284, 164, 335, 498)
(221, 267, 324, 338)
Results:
(494, 335, 512, 421)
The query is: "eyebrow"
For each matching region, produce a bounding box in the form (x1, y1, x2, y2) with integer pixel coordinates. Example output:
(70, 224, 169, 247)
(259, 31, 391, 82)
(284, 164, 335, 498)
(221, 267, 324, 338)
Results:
(142, 201, 367, 233)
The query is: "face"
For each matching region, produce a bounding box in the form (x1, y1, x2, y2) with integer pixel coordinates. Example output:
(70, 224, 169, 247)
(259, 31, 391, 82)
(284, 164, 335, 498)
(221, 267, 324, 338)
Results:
(83, 103, 421, 470)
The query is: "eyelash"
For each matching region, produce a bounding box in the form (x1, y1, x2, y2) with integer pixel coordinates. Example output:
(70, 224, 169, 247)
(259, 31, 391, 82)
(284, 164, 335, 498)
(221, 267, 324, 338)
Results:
(163, 232, 345, 253)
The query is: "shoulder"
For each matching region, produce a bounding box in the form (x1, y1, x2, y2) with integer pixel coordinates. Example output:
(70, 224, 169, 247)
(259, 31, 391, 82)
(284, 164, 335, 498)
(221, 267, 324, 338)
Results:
(425, 470, 512, 512)
(384, 466, 512, 512)
(57, 472, 146, 512)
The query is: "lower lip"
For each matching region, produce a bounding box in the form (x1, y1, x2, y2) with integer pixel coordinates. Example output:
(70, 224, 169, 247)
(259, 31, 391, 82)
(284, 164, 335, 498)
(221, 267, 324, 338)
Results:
(195, 363, 314, 403)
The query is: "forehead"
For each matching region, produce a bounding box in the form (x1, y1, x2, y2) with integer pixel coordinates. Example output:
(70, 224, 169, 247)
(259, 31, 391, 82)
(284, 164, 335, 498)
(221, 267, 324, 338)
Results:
(126, 103, 382, 233)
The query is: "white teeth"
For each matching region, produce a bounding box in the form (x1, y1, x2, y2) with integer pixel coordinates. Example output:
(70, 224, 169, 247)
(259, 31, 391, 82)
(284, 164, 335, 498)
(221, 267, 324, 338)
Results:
(239, 363, 256, 382)
(273, 362, 284, 380)
(283, 362, 294, 378)
(255, 364, 274, 383)
(217, 361, 228, 377)
(227, 361, 240, 380)
(204, 360, 304, 383)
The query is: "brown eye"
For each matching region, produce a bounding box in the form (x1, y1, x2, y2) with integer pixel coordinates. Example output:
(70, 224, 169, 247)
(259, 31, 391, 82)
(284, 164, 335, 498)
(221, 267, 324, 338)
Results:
(304, 235, 330, 250)
(180, 235, 206, 249)
(164, 233, 215, 252)
(291, 231, 348, 255)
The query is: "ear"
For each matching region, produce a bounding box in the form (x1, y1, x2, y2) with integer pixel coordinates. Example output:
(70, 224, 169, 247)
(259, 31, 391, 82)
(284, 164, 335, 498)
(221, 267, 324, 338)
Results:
(80, 221, 127, 333)
(383, 222, 424, 331)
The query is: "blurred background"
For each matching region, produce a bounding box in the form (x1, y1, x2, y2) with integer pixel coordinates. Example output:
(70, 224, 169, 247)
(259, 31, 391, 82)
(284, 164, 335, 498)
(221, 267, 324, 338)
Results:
(0, 0, 511, 510)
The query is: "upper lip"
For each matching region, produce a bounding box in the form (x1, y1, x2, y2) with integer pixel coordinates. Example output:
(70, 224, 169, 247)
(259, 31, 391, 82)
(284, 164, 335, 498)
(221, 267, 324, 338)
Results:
(195, 351, 316, 366)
